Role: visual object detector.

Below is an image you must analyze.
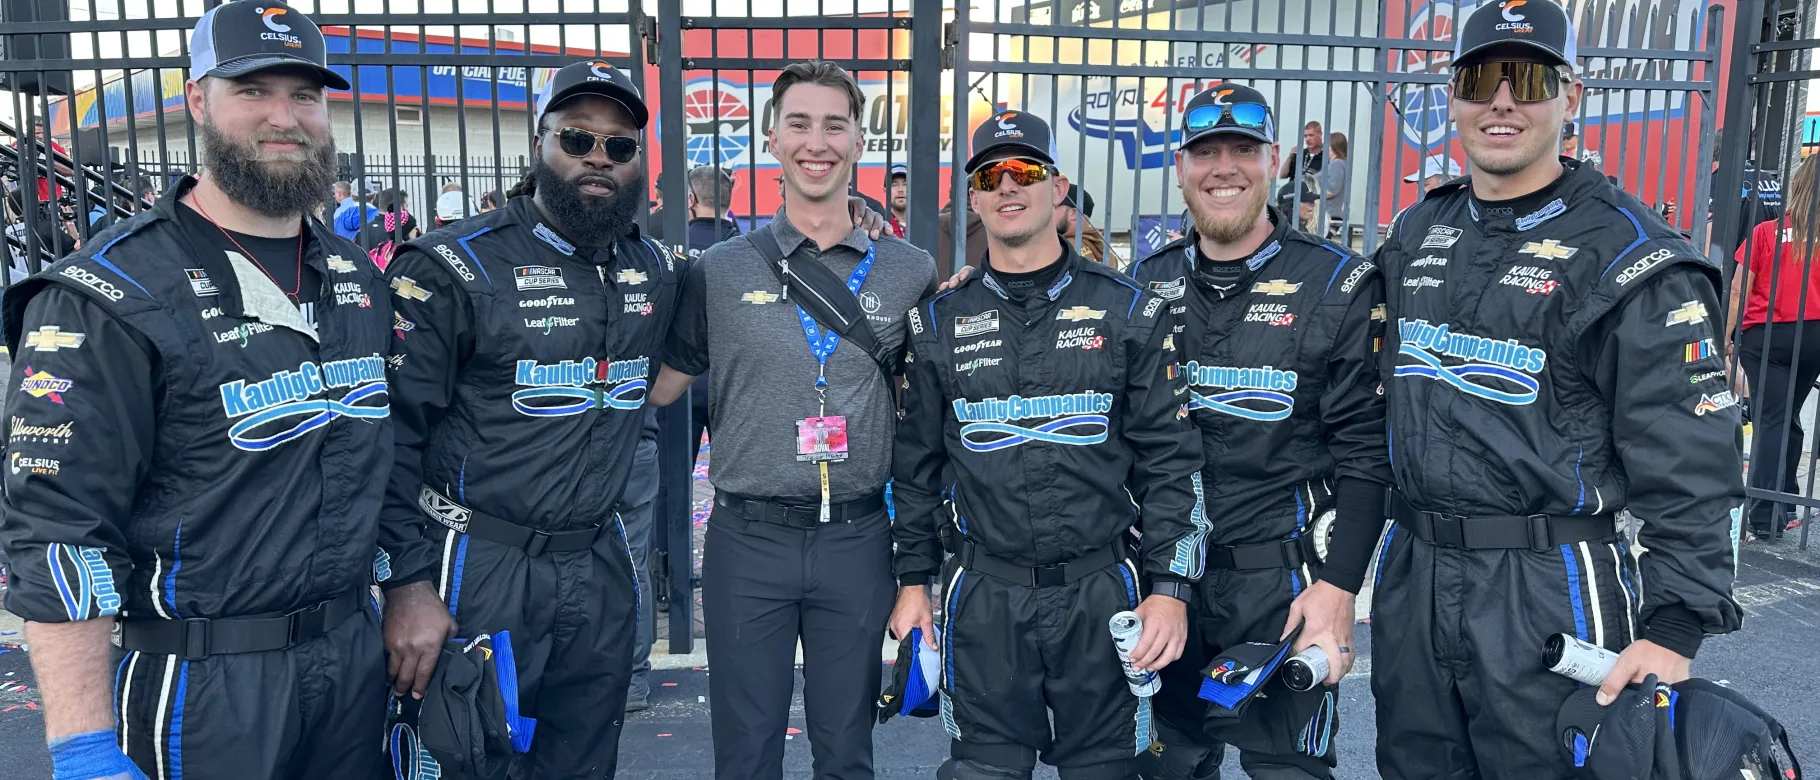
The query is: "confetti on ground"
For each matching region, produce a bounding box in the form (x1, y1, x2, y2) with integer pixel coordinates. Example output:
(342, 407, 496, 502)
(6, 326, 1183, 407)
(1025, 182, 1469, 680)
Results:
(657, 733, 672, 738)
(2, 706, 18, 713)
(661, 682, 678, 687)
(786, 728, 802, 735)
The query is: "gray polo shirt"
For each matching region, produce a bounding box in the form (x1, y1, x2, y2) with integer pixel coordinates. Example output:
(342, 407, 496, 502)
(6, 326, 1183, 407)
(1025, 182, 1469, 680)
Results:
(666, 207, 937, 502)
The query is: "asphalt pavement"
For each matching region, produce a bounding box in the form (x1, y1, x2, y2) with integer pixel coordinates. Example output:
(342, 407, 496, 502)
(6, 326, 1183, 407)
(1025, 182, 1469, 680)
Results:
(2, 542, 1815, 779)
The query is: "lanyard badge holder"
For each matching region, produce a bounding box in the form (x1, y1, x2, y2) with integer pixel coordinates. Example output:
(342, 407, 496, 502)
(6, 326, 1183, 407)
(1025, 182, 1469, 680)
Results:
(792, 243, 877, 523)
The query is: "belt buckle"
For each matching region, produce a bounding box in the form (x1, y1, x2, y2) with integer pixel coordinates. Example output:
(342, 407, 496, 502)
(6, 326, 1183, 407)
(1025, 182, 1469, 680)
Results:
(525, 530, 552, 557)
(1428, 512, 1467, 549)
(1526, 514, 1552, 553)
(1032, 562, 1066, 588)
(181, 618, 212, 661)
(286, 598, 328, 646)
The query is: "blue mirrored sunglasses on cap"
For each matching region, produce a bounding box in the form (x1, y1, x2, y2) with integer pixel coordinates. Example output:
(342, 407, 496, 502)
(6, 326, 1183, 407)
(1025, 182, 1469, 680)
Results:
(1183, 103, 1275, 140)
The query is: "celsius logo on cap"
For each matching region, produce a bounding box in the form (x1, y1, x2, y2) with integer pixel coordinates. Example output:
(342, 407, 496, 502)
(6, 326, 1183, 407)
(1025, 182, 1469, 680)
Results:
(1496, 0, 1534, 32)
(590, 62, 613, 81)
(995, 111, 1023, 138)
(257, 6, 303, 47)
(1212, 89, 1236, 105)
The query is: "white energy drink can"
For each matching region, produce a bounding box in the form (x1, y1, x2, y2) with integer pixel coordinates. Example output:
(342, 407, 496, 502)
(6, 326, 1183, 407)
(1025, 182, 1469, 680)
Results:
(1282, 647, 1331, 692)
(1543, 633, 1619, 686)
(1109, 611, 1160, 697)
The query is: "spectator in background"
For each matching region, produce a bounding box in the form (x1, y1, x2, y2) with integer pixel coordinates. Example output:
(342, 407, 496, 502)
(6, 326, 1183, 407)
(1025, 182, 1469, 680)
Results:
(648, 171, 669, 241)
(477, 188, 506, 213)
(1297, 181, 1321, 233)
(1056, 181, 1120, 267)
(335, 182, 378, 239)
(1562, 121, 1580, 159)
(886, 163, 908, 238)
(685, 165, 741, 261)
(330, 180, 357, 234)
(935, 200, 986, 277)
(434, 180, 469, 228)
(1710, 128, 1785, 261)
(1403, 153, 1463, 196)
(357, 187, 417, 268)
(1279, 119, 1324, 181)
(1727, 153, 1820, 543)
(1320, 131, 1351, 240)
(15, 118, 73, 208)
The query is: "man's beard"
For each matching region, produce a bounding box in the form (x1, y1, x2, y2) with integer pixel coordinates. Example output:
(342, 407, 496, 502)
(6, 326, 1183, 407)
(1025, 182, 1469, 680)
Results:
(199, 118, 337, 219)
(1190, 184, 1268, 244)
(532, 157, 644, 246)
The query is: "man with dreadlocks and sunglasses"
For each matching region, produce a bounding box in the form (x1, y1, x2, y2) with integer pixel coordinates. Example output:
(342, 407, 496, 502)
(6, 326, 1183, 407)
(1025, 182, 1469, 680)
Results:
(889, 108, 1205, 780)
(375, 60, 680, 778)
(1368, 3, 1743, 779)
(1126, 83, 1388, 780)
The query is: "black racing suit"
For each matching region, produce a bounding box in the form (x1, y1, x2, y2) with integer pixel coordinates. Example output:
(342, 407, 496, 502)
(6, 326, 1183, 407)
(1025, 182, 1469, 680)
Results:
(380, 195, 680, 779)
(893, 245, 1206, 779)
(1371, 159, 1745, 780)
(0, 178, 394, 779)
(1126, 211, 1389, 779)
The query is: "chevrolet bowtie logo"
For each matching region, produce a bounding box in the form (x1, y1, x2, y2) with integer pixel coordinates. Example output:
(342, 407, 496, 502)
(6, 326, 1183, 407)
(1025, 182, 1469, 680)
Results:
(616, 269, 649, 285)
(24, 326, 86, 352)
(326, 256, 357, 273)
(391, 276, 433, 302)
(1056, 306, 1105, 322)
(1666, 301, 1709, 326)
(1519, 240, 1577, 260)
(742, 290, 780, 305)
(1251, 279, 1301, 295)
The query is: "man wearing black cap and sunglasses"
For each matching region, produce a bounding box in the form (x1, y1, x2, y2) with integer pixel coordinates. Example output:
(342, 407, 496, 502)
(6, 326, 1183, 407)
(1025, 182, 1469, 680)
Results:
(0, 2, 395, 777)
(376, 60, 677, 778)
(890, 108, 1205, 780)
(1128, 83, 1389, 780)
(1370, 3, 1743, 779)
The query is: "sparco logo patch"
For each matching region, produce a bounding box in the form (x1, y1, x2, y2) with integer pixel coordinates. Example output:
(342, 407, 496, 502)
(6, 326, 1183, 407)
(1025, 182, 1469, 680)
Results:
(1616, 248, 1674, 286)
(60, 266, 125, 301)
(434, 244, 478, 282)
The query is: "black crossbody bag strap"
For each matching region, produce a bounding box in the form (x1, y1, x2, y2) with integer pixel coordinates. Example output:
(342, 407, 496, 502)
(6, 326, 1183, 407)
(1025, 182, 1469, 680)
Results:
(746, 223, 898, 377)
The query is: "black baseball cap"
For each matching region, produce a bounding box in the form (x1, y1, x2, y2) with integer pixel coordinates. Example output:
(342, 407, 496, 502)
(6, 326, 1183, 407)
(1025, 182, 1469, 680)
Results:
(1061, 183, 1095, 219)
(1179, 83, 1278, 148)
(189, 1, 349, 91)
(535, 61, 649, 129)
(965, 109, 1055, 173)
(889, 163, 908, 180)
(1555, 676, 1804, 780)
(1454, 0, 1579, 71)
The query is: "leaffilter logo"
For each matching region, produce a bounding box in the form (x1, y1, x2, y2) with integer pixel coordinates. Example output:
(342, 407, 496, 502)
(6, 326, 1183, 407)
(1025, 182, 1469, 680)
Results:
(259, 6, 291, 32)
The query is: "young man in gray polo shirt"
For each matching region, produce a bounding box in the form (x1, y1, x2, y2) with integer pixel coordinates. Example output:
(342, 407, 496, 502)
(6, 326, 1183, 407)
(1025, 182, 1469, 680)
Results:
(651, 60, 937, 780)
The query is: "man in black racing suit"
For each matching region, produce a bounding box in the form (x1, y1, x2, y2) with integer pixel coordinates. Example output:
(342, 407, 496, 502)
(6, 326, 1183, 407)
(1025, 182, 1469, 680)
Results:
(1370, 5, 1744, 778)
(889, 109, 1206, 780)
(376, 61, 679, 778)
(1128, 84, 1390, 780)
(0, 4, 393, 775)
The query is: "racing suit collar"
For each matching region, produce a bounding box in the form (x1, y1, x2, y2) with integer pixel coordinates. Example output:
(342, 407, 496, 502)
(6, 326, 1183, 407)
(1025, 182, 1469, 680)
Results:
(1466, 158, 1598, 233)
(1186, 205, 1291, 293)
(509, 195, 645, 263)
(980, 240, 1082, 303)
(770, 205, 872, 257)
(160, 174, 336, 333)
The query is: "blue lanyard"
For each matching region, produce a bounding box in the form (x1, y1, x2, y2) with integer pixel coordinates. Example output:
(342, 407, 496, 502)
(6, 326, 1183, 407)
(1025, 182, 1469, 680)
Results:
(797, 242, 877, 386)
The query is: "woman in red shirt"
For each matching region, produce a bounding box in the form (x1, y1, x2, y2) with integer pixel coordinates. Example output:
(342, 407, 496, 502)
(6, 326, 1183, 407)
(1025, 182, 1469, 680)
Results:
(1728, 153, 1820, 541)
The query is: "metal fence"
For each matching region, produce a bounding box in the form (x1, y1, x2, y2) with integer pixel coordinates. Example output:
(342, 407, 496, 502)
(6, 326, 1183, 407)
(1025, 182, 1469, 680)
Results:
(0, 0, 1798, 638)
(1713, 0, 1818, 551)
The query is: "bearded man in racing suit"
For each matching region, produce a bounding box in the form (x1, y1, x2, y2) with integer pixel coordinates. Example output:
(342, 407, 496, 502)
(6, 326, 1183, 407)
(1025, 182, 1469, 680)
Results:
(1368, 4, 1744, 778)
(1128, 84, 1390, 780)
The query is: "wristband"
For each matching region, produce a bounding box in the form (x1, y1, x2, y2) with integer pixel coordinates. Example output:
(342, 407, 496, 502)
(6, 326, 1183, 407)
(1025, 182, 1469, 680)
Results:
(48, 730, 146, 780)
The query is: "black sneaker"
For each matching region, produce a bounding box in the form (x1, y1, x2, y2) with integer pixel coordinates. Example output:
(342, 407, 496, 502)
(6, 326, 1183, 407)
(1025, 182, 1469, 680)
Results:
(625, 692, 651, 713)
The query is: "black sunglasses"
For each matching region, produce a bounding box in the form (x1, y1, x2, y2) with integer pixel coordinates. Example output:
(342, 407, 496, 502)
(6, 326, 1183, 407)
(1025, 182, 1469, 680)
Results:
(552, 127, 640, 163)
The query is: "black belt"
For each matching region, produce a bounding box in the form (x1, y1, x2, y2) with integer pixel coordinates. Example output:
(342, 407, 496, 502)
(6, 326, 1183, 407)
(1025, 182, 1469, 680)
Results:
(119, 588, 364, 660)
(421, 486, 604, 556)
(1388, 492, 1616, 551)
(959, 540, 1122, 588)
(1206, 537, 1312, 571)
(713, 490, 886, 528)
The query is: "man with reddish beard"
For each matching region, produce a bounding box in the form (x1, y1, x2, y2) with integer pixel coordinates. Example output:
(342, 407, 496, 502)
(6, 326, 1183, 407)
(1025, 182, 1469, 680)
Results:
(377, 61, 677, 778)
(651, 60, 936, 780)
(0, 3, 394, 777)
(890, 109, 1203, 780)
(1127, 84, 1388, 780)
(1370, 3, 1742, 778)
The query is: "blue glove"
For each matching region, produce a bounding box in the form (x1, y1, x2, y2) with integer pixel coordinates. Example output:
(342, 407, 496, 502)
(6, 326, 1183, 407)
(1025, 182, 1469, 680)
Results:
(48, 730, 146, 780)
